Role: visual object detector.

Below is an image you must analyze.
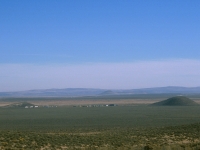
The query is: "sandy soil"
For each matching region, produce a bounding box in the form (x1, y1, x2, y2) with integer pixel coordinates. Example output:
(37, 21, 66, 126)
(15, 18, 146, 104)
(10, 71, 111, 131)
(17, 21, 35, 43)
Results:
(0, 102, 13, 106)
(29, 99, 160, 106)
(1, 98, 200, 107)
(0, 99, 160, 106)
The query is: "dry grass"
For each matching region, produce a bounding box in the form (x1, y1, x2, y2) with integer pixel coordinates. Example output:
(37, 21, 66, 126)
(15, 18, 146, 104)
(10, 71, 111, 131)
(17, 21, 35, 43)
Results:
(0, 98, 199, 107)
(29, 99, 160, 106)
(0, 102, 13, 106)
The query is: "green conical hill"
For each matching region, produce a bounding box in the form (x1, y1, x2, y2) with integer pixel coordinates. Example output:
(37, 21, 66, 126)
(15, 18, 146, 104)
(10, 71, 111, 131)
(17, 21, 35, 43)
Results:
(151, 96, 198, 106)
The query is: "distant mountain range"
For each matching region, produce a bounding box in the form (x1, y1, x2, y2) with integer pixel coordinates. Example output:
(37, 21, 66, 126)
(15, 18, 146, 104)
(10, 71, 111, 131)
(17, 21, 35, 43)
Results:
(0, 86, 200, 97)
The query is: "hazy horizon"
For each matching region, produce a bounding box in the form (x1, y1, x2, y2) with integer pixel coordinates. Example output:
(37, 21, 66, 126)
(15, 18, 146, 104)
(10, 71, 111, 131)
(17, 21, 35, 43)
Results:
(1, 84, 200, 93)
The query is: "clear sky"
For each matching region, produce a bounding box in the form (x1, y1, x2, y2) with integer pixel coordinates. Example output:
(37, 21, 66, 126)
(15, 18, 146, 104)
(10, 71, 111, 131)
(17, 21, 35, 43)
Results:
(1, 0, 200, 91)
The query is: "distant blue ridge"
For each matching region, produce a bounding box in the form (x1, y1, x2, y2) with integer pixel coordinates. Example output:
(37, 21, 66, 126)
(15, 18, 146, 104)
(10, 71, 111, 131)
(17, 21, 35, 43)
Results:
(0, 86, 200, 97)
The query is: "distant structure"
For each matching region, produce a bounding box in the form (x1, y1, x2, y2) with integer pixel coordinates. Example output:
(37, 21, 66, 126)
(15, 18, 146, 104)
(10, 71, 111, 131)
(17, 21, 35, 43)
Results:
(106, 104, 116, 107)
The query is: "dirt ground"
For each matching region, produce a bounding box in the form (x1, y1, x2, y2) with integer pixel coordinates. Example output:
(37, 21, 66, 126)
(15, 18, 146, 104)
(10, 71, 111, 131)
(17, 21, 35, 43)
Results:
(0, 99, 160, 107)
(26, 99, 200, 106)
(0, 99, 200, 107)
(32, 99, 163, 106)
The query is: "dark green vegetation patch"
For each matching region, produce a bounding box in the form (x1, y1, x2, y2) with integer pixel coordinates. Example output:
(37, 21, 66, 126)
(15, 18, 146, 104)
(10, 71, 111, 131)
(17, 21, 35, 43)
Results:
(1, 105, 200, 149)
(1, 123, 200, 150)
(151, 96, 199, 106)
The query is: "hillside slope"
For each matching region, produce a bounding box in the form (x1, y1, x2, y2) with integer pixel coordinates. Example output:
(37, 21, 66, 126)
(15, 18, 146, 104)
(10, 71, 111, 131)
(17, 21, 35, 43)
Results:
(151, 96, 198, 106)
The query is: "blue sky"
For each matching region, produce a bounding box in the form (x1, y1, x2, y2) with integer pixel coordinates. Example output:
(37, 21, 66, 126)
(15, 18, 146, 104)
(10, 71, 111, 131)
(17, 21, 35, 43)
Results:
(1, 0, 200, 91)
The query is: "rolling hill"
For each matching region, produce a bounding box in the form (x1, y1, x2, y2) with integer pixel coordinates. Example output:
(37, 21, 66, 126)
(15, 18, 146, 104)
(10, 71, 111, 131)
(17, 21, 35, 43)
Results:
(151, 96, 199, 106)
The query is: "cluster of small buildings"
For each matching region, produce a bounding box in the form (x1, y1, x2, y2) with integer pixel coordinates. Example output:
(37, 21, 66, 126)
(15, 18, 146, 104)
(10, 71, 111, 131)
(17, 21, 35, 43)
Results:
(42, 105, 58, 108)
(25, 105, 38, 108)
(74, 104, 117, 107)
(25, 105, 59, 108)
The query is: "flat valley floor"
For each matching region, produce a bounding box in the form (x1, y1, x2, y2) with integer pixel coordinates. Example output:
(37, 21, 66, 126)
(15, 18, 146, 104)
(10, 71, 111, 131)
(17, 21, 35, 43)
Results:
(1, 95, 200, 149)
